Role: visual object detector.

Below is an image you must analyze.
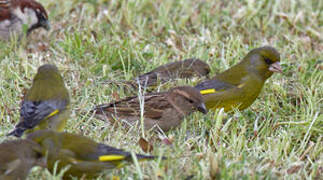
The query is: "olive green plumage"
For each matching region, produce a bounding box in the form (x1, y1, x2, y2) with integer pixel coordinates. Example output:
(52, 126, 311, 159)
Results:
(27, 130, 159, 179)
(8, 64, 70, 137)
(0, 139, 46, 180)
(195, 46, 282, 111)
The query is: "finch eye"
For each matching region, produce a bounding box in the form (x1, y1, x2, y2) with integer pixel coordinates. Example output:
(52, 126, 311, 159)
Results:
(36, 152, 43, 159)
(264, 57, 272, 65)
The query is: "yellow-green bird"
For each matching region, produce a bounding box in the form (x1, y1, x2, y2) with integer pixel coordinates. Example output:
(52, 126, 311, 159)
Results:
(195, 46, 282, 111)
(27, 130, 161, 179)
(0, 139, 46, 180)
(8, 64, 70, 137)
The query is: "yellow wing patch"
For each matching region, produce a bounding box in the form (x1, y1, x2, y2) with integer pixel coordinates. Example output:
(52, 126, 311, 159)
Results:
(201, 83, 245, 95)
(99, 155, 125, 162)
(237, 83, 245, 88)
(200, 89, 216, 95)
(46, 109, 59, 119)
(112, 176, 121, 180)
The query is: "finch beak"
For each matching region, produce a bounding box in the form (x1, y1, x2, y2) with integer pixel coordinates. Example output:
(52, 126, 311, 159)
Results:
(197, 103, 208, 114)
(269, 62, 282, 73)
(37, 157, 47, 168)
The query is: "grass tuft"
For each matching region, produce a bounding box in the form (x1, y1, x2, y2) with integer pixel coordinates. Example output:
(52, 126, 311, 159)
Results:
(0, 0, 322, 179)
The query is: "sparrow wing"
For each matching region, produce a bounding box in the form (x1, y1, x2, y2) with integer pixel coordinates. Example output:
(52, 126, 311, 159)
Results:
(94, 93, 172, 120)
(0, 1, 11, 22)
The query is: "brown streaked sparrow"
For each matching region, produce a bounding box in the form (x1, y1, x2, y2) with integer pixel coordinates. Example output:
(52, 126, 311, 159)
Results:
(0, 0, 50, 40)
(93, 86, 208, 132)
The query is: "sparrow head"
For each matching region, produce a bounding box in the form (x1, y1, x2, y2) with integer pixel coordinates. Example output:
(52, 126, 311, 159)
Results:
(169, 86, 208, 114)
(183, 59, 211, 77)
(11, 0, 50, 34)
(245, 46, 282, 80)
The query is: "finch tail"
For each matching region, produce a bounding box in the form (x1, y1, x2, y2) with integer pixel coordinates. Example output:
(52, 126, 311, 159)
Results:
(99, 154, 157, 162)
(99, 153, 163, 163)
(135, 154, 160, 161)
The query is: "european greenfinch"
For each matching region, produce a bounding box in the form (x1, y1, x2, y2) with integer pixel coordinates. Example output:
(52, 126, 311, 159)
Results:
(0, 139, 46, 180)
(27, 130, 160, 179)
(93, 86, 207, 132)
(8, 64, 70, 137)
(195, 46, 282, 111)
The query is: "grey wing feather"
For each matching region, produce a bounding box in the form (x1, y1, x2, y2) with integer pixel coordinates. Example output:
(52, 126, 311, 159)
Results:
(96, 144, 156, 160)
(7, 99, 68, 137)
(195, 79, 235, 91)
(82, 144, 155, 161)
(20, 99, 67, 128)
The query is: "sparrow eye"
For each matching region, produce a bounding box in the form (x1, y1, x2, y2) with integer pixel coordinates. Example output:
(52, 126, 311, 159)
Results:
(185, 98, 194, 104)
(38, 13, 45, 20)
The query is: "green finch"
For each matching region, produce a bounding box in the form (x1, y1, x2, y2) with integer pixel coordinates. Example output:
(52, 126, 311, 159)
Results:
(8, 64, 70, 137)
(93, 86, 207, 132)
(27, 130, 160, 179)
(0, 139, 46, 180)
(195, 46, 282, 111)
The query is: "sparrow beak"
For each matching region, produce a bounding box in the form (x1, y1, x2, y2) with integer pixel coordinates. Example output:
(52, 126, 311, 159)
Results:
(40, 20, 51, 31)
(27, 19, 50, 35)
(269, 62, 283, 73)
(197, 103, 208, 114)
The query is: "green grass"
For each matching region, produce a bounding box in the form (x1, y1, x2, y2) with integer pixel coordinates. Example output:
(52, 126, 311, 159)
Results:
(0, 0, 322, 179)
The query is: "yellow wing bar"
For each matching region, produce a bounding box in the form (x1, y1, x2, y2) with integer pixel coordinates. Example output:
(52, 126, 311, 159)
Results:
(99, 155, 125, 162)
(46, 109, 59, 119)
(200, 89, 216, 95)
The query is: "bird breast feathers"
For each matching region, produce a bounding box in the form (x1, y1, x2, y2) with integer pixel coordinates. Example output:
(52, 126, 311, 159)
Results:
(12, 6, 38, 27)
